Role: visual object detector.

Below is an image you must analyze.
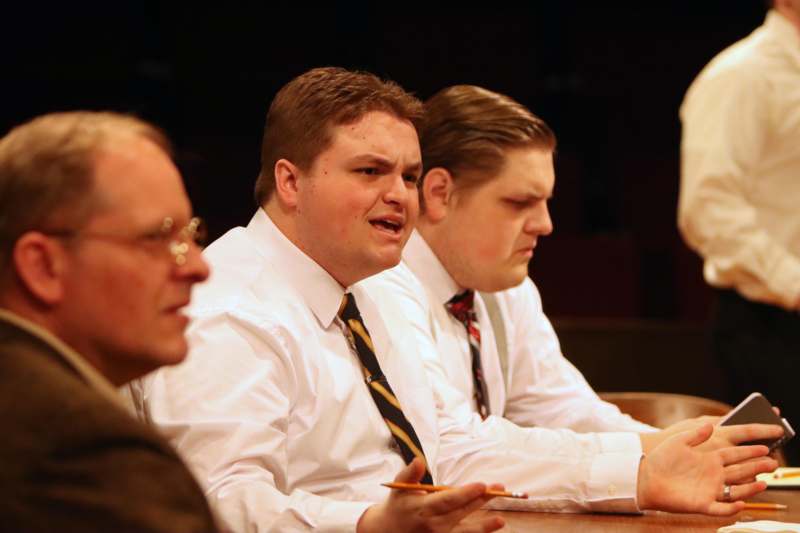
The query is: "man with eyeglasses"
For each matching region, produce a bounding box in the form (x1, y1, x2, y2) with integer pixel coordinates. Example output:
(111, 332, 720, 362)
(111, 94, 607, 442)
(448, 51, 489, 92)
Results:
(0, 111, 218, 531)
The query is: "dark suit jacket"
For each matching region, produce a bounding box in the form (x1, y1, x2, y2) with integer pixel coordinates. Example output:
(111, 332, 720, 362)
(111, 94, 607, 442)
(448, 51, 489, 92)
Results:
(0, 315, 219, 533)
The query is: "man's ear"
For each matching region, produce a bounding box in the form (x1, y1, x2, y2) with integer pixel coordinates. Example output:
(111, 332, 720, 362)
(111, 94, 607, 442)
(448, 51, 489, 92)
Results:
(273, 158, 302, 208)
(420, 167, 455, 223)
(12, 232, 67, 306)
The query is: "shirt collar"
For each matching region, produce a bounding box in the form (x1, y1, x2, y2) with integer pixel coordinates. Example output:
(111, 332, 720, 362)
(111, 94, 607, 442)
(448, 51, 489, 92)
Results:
(0, 308, 125, 408)
(402, 230, 463, 306)
(246, 208, 346, 329)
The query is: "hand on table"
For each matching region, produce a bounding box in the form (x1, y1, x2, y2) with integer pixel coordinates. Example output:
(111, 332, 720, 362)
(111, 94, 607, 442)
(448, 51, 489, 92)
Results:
(358, 458, 505, 533)
(637, 423, 778, 516)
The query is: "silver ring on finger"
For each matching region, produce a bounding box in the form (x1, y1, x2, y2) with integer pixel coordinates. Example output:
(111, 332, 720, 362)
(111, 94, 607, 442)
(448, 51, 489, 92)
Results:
(723, 484, 732, 502)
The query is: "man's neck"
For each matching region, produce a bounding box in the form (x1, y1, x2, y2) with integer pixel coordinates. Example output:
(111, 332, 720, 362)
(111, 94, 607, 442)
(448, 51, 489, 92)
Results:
(415, 221, 467, 292)
(776, 5, 800, 35)
(262, 202, 354, 289)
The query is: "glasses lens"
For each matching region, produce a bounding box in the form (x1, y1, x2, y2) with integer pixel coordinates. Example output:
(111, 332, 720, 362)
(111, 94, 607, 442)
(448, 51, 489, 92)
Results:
(186, 217, 207, 246)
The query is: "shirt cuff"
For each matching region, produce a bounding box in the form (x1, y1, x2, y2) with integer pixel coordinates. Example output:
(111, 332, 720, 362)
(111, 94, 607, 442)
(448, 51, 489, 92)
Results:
(585, 451, 642, 514)
(597, 431, 644, 455)
(308, 500, 375, 533)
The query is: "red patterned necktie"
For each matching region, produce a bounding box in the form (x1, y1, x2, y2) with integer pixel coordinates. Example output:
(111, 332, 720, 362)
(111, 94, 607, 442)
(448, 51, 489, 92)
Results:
(339, 292, 434, 484)
(446, 290, 491, 420)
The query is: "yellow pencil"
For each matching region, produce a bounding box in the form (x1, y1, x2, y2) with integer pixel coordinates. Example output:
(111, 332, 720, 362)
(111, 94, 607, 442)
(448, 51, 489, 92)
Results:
(382, 482, 528, 499)
(743, 502, 788, 510)
(775, 470, 800, 479)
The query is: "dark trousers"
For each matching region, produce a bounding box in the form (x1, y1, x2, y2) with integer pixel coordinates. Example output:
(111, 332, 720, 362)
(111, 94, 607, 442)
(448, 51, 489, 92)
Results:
(712, 289, 800, 465)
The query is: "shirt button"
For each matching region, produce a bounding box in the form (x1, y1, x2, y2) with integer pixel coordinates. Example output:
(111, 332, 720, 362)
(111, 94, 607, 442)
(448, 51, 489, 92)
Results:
(608, 484, 617, 497)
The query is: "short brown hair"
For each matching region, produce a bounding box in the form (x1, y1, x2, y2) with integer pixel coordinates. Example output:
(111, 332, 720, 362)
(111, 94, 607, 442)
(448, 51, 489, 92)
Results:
(254, 67, 424, 205)
(420, 85, 556, 200)
(0, 111, 170, 274)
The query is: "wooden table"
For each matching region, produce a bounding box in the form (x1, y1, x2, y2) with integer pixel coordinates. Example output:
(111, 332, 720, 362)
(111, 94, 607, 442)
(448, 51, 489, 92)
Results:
(480, 490, 800, 532)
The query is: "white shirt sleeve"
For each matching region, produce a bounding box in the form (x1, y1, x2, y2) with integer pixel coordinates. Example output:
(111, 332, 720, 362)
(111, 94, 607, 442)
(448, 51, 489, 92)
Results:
(497, 280, 657, 434)
(365, 267, 644, 514)
(679, 63, 800, 309)
(136, 311, 371, 533)
(423, 338, 643, 514)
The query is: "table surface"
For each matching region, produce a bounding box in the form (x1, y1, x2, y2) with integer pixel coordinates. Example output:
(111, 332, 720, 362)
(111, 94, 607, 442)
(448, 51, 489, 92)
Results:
(480, 490, 800, 532)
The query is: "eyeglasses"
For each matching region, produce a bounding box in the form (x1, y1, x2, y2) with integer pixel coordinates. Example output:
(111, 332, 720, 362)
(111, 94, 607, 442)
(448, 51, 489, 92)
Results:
(43, 216, 207, 267)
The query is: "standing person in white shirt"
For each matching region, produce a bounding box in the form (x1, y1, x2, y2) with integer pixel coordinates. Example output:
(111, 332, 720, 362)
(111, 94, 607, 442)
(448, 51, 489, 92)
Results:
(364, 83, 778, 456)
(129, 67, 782, 533)
(678, 0, 800, 464)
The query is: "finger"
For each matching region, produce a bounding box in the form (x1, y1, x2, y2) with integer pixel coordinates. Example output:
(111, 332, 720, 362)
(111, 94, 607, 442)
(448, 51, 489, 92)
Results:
(718, 480, 768, 503)
(720, 423, 784, 445)
(681, 423, 714, 447)
(425, 483, 489, 515)
(393, 457, 427, 484)
(431, 490, 502, 531)
(718, 444, 770, 465)
(705, 500, 746, 516)
(448, 489, 502, 521)
(737, 454, 775, 465)
(724, 457, 778, 484)
(453, 516, 506, 533)
(773, 406, 781, 416)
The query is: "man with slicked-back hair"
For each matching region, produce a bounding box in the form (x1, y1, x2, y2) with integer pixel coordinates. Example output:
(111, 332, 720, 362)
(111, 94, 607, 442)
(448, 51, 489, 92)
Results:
(366, 82, 783, 462)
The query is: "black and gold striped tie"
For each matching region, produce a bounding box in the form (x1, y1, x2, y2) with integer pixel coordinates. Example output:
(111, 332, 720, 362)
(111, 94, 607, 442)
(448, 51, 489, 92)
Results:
(338, 292, 433, 484)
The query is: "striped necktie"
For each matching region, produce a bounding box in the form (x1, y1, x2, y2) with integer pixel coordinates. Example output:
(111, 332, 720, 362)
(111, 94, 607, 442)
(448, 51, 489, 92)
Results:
(338, 292, 434, 484)
(446, 290, 491, 420)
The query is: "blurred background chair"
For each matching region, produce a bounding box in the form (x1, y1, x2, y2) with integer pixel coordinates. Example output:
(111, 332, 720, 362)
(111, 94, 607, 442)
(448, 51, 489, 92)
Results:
(599, 391, 731, 428)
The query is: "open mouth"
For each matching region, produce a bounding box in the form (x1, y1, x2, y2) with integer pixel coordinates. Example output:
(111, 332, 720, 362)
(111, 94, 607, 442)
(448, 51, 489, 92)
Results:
(370, 218, 404, 234)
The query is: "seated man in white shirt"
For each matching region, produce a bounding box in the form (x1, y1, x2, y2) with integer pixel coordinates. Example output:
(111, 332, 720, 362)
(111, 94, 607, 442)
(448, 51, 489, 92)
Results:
(364, 84, 741, 454)
(129, 67, 782, 533)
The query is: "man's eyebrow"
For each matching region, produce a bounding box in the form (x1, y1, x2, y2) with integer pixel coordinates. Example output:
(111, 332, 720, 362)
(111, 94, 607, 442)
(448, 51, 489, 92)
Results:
(349, 154, 422, 175)
(506, 190, 553, 201)
(404, 160, 423, 175)
(349, 153, 394, 167)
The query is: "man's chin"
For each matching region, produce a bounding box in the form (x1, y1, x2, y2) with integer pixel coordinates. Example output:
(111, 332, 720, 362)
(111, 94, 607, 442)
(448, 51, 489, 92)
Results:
(153, 338, 190, 367)
(374, 248, 404, 270)
(476, 269, 528, 293)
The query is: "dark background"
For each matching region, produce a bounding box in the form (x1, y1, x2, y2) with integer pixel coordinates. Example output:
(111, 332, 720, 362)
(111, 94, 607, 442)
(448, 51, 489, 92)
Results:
(2, 2, 768, 326)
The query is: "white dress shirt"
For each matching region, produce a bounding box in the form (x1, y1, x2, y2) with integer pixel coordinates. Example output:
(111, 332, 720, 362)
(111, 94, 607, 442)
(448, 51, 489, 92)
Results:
(382, 231, 655, 434)
(679, 10, 800, 310)
(130, 209, 643, 533)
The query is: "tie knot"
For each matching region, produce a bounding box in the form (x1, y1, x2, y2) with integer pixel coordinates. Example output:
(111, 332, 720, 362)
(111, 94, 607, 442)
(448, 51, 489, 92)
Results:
(446, 290, 475, 325)
(338, 292, 359, 322)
